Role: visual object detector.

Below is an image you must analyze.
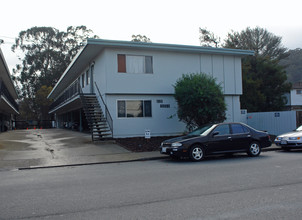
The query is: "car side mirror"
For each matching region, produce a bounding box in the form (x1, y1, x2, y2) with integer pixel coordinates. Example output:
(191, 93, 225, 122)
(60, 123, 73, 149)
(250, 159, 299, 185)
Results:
(212, 131, 219, 137)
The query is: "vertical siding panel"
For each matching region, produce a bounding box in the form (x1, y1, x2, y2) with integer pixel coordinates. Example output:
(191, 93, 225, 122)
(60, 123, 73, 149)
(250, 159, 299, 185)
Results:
(212, 55, 224, 92)
(200, 54, 213, 76)
(234, 57, 242, 94)
(224, 56, 235, 94)
(224, 96, 233, 122)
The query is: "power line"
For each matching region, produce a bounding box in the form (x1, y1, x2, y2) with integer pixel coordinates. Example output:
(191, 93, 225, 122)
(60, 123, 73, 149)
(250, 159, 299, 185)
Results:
(0, 35, 15, 39)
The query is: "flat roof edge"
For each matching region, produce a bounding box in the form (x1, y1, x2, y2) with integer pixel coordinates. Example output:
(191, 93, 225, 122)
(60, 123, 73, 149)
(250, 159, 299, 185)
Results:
(87, 38, 255, 56)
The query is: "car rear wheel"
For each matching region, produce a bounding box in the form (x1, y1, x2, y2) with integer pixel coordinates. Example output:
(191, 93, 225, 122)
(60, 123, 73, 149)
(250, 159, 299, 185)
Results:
(247, 142, 261, 157)
(189, 145, 204, 161)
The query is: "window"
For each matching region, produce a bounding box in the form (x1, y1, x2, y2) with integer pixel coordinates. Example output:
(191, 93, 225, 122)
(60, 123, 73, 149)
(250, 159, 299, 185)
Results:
(297, 90, 302, 94)
(81, 74, 85, 88)
(86, 70, 90, 85)
(231, 124, 249, 134)
(117, 100, 152, 118)
(213, 124, 230, 135)
(117, 54, 153, 73)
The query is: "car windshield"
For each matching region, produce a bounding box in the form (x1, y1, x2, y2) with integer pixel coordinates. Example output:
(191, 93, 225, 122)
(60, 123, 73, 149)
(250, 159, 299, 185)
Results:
(187, 124, 216, 137)
(296, 125, 302, 131)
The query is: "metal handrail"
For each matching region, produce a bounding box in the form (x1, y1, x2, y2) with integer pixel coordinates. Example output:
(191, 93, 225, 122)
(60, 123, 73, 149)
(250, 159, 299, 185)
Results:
(94, 82, 113, 133)
(77, 83, 95, 140)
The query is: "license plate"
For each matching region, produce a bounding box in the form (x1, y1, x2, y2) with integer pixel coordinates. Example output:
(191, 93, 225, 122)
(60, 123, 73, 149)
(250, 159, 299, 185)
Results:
(161, 147, 167, 153)
(281, 140, 287, 145)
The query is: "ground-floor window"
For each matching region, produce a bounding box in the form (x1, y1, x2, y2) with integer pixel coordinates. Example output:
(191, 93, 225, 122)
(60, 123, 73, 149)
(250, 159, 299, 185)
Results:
(117, 100, 152, 118)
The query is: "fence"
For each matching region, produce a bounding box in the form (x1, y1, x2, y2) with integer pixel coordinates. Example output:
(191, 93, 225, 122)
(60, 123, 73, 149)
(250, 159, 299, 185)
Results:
(245, 111, 297, 135)
(15, 120, 55, 129)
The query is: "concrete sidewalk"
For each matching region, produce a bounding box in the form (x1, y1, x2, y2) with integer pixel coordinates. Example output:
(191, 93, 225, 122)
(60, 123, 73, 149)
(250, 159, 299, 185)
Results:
(0, 129, 167, 171)
(0, 129, 279, 171)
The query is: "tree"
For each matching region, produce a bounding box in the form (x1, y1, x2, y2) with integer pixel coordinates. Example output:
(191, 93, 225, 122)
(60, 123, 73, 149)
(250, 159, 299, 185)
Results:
(223, 27, 291, 111)
(241, 57, 291, 112)
(279, 48, 302, 83)
(12, 26, 98, 120)
(35, 85, 53, 120)
(199, 28, 221, 48)
(131, 34, 151, 42)
(224, 27, 288, 60)
(174, 73, 226, 129)
(12, 26, 98, 98)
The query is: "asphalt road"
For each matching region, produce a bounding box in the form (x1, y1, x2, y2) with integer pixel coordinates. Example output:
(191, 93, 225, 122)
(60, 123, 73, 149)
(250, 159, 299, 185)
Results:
(1, 150, 302, 220)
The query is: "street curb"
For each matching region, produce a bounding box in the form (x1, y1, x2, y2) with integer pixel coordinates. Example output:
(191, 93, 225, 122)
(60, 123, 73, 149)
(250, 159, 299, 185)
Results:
(18, 156, 169, 170)
(17, 148, 281, 171)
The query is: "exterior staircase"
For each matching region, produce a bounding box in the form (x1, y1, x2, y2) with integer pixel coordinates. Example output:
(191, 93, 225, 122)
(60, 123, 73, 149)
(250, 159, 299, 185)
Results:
(79, 94, 113, 141)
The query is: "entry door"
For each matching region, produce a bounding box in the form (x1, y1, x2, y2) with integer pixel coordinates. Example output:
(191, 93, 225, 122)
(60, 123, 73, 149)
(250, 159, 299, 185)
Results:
(90, 64, 94, 93)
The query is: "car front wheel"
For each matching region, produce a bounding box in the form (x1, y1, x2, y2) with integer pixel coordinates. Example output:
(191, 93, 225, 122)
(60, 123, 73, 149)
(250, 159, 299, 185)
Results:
(189, 145, 204, 161)
(247, 142, 261, 157)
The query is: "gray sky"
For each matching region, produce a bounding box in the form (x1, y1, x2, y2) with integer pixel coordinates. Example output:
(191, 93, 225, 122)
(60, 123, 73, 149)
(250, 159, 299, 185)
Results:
(1, 0, 302, 72)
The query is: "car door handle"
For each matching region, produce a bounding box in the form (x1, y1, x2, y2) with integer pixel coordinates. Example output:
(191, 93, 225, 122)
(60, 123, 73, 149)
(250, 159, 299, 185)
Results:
(247, 135, 251, 137)
(227, 137, 232, 139)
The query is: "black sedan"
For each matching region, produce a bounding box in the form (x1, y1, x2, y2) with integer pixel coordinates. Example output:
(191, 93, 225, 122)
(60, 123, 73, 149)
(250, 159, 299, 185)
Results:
(160, 122, 272, 161)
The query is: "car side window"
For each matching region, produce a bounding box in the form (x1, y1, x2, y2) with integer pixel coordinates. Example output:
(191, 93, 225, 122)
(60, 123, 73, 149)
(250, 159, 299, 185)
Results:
(231, 124, 249, 134)
(213, 124, 230, 135)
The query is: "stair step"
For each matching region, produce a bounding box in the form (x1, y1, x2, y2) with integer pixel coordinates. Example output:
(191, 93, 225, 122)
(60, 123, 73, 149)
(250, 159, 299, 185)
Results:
(81, 94, 112, 141)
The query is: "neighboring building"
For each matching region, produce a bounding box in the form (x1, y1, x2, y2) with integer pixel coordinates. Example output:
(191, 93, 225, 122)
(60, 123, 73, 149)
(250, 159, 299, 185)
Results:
(0, 48, 19, 131)
(48, 39, 253, 140)
(285, 82, 302, 110)
(284, 82, 302, 126)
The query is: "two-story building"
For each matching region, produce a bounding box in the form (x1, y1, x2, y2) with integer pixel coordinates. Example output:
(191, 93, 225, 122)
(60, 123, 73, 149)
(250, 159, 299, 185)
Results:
(285, 82, 302, 110)
(0, 48, 19, 131)
(48, 39, 253, 140)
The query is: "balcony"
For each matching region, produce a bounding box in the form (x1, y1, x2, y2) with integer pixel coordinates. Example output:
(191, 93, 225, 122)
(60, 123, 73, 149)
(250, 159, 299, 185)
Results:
(0, 80, 19, 114)
(49, 80, 82, 114)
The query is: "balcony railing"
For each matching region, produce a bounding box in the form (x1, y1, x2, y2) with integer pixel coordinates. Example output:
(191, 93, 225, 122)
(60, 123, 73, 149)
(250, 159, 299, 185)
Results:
(49, 80, 80, 111)
(0, 80, 19, 112)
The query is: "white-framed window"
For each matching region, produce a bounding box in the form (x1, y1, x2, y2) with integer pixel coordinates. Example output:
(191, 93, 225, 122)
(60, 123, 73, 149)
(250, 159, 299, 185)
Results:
(117, 100, 152, 118)
(296, 89, 302, 94)
(118, 54, 153, 74)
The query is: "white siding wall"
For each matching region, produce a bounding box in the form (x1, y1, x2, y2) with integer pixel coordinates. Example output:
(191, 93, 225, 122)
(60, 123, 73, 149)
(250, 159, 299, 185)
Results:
(94, 49, 242, 95)
(290, 89, 302, 106)
(91, 48, 244, 137)
(224, 96, 241, 122)
(106, 94, 186, 138)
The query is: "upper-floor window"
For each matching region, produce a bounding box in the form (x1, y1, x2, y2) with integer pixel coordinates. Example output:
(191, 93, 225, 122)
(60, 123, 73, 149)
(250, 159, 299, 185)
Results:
(296, 89, 302, 94)
(86, 70, 90, 85)
(81, 74, 85, 88)
(118, 54, 153, 74)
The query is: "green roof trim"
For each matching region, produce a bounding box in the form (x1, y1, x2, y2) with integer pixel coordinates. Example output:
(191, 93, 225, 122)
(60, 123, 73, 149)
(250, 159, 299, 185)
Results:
(87, 38, 254, 56)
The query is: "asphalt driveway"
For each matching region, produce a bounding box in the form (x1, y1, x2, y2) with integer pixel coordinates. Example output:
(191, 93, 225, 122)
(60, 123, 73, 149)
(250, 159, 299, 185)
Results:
(0, 129, 165, 171)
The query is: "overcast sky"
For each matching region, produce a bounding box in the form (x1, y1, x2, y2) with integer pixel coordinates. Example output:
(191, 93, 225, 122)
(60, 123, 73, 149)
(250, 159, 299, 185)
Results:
(1, 0, 302, 72)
